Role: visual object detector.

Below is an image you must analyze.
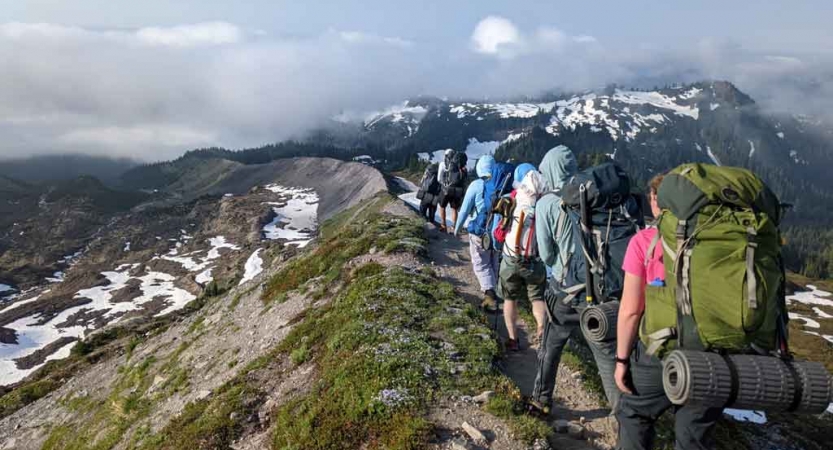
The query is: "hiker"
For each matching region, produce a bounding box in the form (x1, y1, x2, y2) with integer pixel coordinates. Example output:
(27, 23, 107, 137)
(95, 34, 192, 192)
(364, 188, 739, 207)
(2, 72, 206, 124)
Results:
(438, 149, 467, 232)
(494, 163, 548, 351)
(454, 155, 500, 310)
(531, 146, 640, 415)
(613, 165, 786, 450)
(416, 163, 441, 224)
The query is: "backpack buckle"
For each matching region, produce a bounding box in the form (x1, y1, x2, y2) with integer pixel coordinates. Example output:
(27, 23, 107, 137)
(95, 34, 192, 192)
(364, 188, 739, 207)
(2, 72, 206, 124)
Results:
(675, 220, 687, 240)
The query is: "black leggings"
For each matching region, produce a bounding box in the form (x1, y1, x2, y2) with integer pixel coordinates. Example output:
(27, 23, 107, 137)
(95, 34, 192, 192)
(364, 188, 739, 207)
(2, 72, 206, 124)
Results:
(615, 342, 723, 450)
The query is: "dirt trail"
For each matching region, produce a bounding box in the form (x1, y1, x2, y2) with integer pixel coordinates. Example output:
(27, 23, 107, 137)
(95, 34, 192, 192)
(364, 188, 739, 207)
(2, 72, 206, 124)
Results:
(423, 224, 617, 450)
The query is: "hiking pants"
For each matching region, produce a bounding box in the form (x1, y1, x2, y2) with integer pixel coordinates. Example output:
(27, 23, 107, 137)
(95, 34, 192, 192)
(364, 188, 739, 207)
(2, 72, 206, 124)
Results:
(532, 306, 620, 410)
(615, 343, 722, 450)
(468, 234, 497, 292)
(419, 198, 437, 223)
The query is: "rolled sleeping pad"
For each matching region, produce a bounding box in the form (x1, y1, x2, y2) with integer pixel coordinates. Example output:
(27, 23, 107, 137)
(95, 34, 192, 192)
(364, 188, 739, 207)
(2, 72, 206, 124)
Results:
(663, 350, 733, 406)
(580, 301, 619, 343)
(788, 360, 832, 414)
(727, 355, 795, 412)
(663, 351, 833, 414)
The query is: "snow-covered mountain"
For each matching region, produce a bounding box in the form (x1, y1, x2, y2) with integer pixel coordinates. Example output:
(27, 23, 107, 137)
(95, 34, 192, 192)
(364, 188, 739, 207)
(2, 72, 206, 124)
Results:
(347, 80, 832, 220)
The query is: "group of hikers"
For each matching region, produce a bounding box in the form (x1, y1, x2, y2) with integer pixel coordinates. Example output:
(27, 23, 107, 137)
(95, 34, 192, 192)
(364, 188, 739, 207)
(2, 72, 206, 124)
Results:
(416, 144, 800, 450)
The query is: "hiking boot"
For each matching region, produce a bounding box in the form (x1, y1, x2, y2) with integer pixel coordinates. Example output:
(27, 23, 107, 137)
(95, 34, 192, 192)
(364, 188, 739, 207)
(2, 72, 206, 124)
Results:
(526, 398, 551, 416)
(506, 338, 520, 352)
(481, 289, 498, 312)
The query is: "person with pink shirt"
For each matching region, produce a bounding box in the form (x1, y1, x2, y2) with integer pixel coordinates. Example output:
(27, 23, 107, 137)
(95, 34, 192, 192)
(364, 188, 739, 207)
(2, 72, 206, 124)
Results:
(614, 173, 722, 450)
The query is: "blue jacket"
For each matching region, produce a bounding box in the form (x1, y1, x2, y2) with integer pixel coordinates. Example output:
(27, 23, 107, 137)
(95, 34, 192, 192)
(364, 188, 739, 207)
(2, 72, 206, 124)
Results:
(455, 156, 495, 235)
(535, 145, 578, 282)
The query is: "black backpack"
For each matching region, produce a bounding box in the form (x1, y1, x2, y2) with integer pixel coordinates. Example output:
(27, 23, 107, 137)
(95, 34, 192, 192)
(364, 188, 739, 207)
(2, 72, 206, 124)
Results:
(417, 164, 439, 200)
(441, 151, 465, 188)
(547, 164, 643, 323)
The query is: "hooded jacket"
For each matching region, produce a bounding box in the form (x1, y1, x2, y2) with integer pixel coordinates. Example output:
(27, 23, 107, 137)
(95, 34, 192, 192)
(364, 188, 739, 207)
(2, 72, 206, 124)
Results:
(503, 169, 546, 259)
(535, 145, 578, 282)
(455, 155, 495, 234)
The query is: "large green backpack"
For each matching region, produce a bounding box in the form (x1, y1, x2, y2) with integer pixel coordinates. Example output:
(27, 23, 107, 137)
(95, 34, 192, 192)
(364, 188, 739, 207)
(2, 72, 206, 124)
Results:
(640, 163, 788, 356)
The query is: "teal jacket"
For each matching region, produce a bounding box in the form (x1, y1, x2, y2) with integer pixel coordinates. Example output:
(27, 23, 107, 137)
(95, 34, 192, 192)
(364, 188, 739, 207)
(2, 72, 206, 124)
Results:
(535, 146, 578, 283)
(455, 156, 495, 235)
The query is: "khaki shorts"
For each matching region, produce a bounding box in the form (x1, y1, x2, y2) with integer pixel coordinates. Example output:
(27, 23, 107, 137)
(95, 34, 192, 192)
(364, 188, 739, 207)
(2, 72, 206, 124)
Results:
(498, 256, 546, 302)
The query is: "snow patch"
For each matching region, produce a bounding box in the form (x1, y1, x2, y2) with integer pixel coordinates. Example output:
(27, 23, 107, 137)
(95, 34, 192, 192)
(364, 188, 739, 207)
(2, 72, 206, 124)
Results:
(787, 285, 833, 308)
(1, 264, 196, 385)
(45, 271, 65, 283)
(161, 236, 241, 272)
(748, 140, 756, 158)
(195, 268, 213, 285)
(710, 103, 720, 111)
(789, 312, 821, 329)
(612, 89, 700, 120)
(450, 102, 554, 119)
(812, 307, 833, 319)
(777, 132, 785, 139)
(263, 185, 319, 248)
(239, 249, 263, 286)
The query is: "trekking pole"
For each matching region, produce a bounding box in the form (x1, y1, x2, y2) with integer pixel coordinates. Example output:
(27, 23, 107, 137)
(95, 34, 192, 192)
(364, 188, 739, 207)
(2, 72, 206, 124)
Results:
(579, 184, 596, 305)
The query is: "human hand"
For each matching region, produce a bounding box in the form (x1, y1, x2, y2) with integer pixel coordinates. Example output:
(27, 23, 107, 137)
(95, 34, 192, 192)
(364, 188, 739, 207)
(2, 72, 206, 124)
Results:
(614, 361, 633, 395)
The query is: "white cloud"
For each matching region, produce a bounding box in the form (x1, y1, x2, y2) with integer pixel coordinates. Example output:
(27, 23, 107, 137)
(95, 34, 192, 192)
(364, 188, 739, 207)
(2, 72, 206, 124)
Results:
(337, 30, 413, 47)
(472, 17, 598, 59)
(136, 22, 242, 47)
(471, 16, 521, 55)
(1, 18, 832, 162)
(0, 21, 243, 48)
(59, 125, 216, 150)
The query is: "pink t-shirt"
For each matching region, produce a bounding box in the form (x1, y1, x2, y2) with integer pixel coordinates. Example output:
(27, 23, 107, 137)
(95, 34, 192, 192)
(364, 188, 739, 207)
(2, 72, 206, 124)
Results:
(622, 227, 665, 284)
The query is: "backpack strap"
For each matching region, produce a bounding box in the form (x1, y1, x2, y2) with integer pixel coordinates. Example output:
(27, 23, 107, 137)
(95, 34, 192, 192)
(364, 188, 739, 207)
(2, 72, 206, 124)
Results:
(746, 227, 759, 309)
(645, 230, 661, 268)
(525, 216, 536, 259)
(560, 283, 586, 305)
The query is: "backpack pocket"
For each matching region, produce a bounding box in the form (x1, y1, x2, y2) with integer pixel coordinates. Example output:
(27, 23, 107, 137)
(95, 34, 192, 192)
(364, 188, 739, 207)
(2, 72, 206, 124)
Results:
(640, 284, 678, 357)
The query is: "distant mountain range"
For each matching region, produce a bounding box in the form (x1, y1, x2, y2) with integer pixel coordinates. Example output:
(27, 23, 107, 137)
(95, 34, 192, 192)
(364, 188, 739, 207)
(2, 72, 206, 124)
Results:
(324, 80, 833, 277)
(1, 80, 830, 277)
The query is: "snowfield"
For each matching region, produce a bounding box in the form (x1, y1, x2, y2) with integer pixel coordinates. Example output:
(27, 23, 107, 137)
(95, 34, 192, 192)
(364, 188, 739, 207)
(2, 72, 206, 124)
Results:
(786, 285, 833, 344)
(0, 263, 197, 386)
(417, 138, 502, 172)
(263, 185, 319, 248)
(239, 249, 264, 286)
(161, 235, 241, 272)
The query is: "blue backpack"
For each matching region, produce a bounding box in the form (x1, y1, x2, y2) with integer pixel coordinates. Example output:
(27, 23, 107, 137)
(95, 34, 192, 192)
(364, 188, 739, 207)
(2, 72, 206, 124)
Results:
(467, 162, 515, 245)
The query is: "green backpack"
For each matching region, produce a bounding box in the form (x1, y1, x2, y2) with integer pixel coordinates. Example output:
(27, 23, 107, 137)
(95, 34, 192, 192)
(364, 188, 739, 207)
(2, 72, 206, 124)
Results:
(640, 163, 788, 357)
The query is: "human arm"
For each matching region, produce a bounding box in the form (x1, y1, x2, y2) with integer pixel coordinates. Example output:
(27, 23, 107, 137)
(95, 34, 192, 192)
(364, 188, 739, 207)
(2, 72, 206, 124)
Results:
(535, 201, 558, 268)
(614, 273, 646, 394)
(614, 234, 649, 394)
(454, 181, 479, 235)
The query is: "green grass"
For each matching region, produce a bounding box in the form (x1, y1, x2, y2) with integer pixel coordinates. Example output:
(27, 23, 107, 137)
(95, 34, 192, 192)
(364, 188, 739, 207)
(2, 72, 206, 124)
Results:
(271, 265, 502, 449)
(484, 379, 552, 444)
(0, 379, 60, 418)
(135, 383, 261, 450)
(289, 343, 310, 365)
(260, 206, 544, 448)
(261, 195, 426, 305)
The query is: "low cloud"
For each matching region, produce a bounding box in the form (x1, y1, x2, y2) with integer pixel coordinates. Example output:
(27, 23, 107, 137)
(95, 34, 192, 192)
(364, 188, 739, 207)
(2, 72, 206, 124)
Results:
(0, 17, 832, 162)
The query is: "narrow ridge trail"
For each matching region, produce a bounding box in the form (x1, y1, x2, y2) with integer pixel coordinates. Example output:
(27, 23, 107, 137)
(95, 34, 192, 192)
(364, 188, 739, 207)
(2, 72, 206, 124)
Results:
(422, 223, 618, 450)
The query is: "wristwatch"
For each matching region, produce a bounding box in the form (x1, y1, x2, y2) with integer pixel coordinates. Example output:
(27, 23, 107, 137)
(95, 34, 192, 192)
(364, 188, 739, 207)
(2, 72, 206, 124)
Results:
(614, 355, 630, 365)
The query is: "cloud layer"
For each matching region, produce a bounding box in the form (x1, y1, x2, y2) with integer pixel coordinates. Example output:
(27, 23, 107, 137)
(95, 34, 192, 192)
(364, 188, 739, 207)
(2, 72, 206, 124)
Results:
(0, 17, 831, 161)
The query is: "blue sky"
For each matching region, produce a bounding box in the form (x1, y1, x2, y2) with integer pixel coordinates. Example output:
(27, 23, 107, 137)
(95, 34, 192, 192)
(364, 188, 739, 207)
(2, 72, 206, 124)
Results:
(0, 1, 831, 160)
